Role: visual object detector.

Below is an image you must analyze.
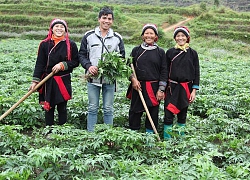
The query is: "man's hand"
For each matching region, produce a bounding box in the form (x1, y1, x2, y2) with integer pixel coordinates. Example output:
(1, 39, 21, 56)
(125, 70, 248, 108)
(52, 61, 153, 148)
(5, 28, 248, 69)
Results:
(88, 66, 98, 75)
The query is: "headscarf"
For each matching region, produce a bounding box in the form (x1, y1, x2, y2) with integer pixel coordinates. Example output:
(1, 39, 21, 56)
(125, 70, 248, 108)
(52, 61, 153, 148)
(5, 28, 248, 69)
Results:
(40, 18, 71, 60)
(173, 26, 190, 43)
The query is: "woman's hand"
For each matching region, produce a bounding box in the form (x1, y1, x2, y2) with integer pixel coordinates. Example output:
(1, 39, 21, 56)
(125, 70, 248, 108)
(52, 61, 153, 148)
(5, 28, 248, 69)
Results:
(189, 89, 197, 103)
(156, 90, 165, 101)
(29, 82, 38, 91)
(131, 78, 141, 91)
(52, 63, 62, 73)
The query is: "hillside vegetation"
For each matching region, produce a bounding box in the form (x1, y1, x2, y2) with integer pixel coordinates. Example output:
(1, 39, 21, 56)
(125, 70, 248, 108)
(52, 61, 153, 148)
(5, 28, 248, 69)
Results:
(72, 0, 250, 12)
(0, 0, 250, 46)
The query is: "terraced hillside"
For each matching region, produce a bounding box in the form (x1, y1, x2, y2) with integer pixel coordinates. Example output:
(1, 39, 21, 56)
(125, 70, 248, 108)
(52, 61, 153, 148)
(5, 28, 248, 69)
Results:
(0, 1, 196, 44)
(0, 0, 249, 44)
(49, 0, 250, 12)
(189, 9, 250, 44)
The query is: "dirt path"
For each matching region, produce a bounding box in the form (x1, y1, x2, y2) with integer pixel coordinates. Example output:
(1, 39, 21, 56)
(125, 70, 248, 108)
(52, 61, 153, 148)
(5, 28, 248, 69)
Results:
(163, 17, 193, 32)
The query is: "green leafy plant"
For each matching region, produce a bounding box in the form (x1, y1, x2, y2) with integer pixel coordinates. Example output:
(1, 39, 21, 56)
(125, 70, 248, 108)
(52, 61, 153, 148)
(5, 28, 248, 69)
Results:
(0, 4, 250, 178)
(86, 52, 132, 83)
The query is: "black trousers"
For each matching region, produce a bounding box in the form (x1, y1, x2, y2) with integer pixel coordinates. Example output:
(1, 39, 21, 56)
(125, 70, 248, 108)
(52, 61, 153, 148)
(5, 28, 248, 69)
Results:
(45, 101, 67, 126)
(164, 106, 188, 125)
(129, 105, 159, 130)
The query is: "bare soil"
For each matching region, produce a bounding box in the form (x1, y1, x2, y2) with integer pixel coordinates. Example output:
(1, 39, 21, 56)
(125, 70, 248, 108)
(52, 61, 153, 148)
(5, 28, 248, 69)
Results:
(162, 17, 194, 32)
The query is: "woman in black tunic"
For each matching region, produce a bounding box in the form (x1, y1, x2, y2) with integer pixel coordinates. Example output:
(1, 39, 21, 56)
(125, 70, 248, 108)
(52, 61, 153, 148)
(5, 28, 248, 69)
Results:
(127, 24, 168, 133)
(164, 26, 200, 139)
(29, 19, 79, 126)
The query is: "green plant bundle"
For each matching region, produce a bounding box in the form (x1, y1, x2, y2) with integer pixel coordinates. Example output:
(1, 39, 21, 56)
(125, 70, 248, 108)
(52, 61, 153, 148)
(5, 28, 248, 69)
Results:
(87, 52, 132, 83)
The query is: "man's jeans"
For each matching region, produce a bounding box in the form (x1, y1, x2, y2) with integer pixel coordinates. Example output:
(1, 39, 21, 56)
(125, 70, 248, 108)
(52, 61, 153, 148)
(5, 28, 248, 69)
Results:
(87, 82, 115, 132)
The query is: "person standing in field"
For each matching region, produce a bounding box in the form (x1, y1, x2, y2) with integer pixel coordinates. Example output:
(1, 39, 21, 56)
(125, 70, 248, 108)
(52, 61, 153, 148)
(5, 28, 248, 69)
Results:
(127, 24, 168, 134)
(164, 26, 200, 139)
(29, 18, 79, 126)
(79, 7, 125, 132)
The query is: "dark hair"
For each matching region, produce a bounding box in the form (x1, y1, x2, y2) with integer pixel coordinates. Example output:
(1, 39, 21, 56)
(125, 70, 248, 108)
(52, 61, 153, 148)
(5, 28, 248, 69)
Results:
(98, 7, 114, 19)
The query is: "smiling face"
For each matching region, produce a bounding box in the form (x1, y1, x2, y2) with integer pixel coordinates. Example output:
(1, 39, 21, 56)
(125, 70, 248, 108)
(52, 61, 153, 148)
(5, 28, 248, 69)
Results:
(142, 28, 157, 45)
(52, 23, 66, 37)
(175, 31, 188, 46)
(98, 14, 113, 31)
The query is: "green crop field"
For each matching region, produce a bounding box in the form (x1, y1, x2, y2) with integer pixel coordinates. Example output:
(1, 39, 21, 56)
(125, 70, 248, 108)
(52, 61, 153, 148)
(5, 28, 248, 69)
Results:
(0, 0, 250, 179)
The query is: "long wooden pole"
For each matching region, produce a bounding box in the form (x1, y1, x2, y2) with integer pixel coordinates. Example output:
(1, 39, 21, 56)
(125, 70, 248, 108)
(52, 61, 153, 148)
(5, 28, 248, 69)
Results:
(0, 72, 54, 121)
(130, 64, 161, 141)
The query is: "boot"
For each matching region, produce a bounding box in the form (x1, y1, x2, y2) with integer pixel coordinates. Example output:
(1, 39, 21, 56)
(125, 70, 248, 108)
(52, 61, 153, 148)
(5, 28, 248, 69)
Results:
(146, 128, 154, 134)
(177, 123, 186, 136)
(164, 125, 172, 140)
(145, 128, 154, 147)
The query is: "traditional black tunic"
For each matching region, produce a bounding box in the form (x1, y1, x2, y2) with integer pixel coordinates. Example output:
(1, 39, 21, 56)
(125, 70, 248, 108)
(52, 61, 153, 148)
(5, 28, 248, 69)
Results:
(33, 39, 79, 110)
(165, 47, 200, 114)
(129, 43, 168, 112)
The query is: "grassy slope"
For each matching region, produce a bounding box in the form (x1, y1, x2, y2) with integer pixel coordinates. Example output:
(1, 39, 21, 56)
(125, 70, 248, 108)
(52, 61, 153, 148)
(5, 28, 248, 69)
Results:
(0, 0, 249, 45)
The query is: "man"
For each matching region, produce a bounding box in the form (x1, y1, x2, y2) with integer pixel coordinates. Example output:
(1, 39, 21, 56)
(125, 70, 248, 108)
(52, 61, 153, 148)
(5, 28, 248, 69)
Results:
(79, 7, 125, 132)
